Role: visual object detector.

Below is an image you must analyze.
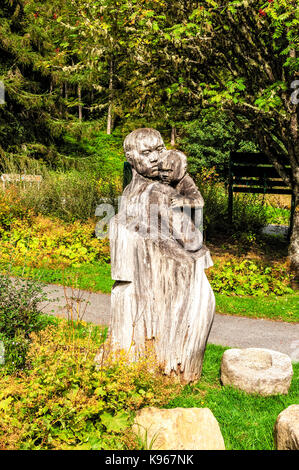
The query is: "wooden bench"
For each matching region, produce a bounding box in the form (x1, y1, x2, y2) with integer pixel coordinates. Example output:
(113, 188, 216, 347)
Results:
(228, 152, 295, 237)
(123, 162, 132, 190)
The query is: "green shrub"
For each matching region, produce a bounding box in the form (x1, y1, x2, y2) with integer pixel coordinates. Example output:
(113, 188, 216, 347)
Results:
(195, 172, 268, 237)
(232, 193, 269, 234)
(178, 110, 258, 177)
(0, 189, 111, 268)
(0, 319, 179, 450)
(0, 189, 33, 232)
(196, 175, 228, 234)
(0, 212, 110, 268)
(209, 259, 294, 296)
(263, 205, 290, 226)
(1, 125, 125, 222)
(15, 170, 101, 222)
(0, 274, 52, 372)
(0, 170, 120, 223)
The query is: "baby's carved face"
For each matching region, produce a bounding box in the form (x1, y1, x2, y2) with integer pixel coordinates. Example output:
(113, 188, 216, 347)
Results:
(159, 150, 187, 184)
(159, 161, 175, 184)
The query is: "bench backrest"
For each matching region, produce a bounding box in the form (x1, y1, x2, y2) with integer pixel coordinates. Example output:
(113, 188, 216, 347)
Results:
(123, 162, 132, 190)
(229, 152, 292, 195)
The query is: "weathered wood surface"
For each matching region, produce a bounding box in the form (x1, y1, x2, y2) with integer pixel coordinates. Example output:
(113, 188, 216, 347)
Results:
(109, 165, 215, 383)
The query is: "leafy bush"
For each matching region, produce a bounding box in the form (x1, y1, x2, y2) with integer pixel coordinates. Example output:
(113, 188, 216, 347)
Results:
(178, 109, 258, 177)
(1, 129, 124, 222)
(0, 274, 52, 372)
(0, 319, 179, 450)
(0, 214, 110, 269)
(195, 170, 268, 236)
(13, 171, 105, 222)
(0, 189, 33, 232)
(263, 205, 290, 226)
(209, 259, 294, 296)
(0, 189, 110, 268)
(195, 170, 228, 234)
(232, 194, 269, 234)
(3, 169, 122, 223)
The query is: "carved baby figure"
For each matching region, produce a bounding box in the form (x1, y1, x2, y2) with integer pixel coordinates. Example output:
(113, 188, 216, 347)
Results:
(157, 149, 203, 251)
(159, 149, 204, 209)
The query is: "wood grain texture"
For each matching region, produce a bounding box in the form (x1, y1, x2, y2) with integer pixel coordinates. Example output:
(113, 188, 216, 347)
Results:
(109, 169, 215, 383)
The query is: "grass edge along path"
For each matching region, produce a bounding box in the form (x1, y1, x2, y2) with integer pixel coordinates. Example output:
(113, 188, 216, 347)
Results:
(1, 261, 298, 324)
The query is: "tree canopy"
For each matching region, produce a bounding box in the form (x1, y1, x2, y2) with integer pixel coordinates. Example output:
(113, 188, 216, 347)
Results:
(0, 0, 298, 271)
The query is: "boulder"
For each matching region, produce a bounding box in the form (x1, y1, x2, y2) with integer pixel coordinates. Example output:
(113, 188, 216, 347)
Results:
(132, 407, 225, 450)
(221, 348, 293, 396)
(275, 405, 299, 450)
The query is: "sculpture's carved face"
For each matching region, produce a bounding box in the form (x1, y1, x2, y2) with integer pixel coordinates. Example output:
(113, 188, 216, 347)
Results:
(125, 129, 166, 178)
(159, 150, 187, 184)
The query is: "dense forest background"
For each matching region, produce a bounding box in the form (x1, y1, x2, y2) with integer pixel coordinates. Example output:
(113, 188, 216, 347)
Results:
(1, 0, 277, 176)
(0, 0, 298, 270)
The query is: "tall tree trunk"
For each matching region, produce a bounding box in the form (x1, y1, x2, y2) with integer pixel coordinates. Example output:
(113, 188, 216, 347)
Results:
(288, 53, 299, 286)
(65, 83, 68, 100)
(78, 85, 82, 120)
(171, 126, 177, 146)
(107, 60, 113, 135)
(289, 180, 299, 288)
(60, 84, 63, 114)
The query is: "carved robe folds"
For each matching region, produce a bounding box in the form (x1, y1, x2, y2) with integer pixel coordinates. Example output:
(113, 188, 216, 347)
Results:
(109, 173, 215, 383)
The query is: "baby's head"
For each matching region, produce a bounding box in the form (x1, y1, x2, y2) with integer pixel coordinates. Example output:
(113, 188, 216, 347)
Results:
(159, 150, 187, 184)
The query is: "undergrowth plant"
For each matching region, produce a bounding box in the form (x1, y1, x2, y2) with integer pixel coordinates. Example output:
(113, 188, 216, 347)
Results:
(0, 319, 179, 450)
(1, 124, 124, 223)
(209, 259, 294, 296)
(0, 273, 53, 372)
(0, 193, 110, 268)
(195, 169, 269, 237)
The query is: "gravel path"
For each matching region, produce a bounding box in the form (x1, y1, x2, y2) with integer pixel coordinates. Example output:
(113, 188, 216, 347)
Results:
(40, 284, 299, 362)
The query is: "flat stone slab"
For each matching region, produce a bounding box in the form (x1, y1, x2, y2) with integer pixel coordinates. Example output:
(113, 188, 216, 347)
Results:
(275, 405, 299, 450)
(261, 224, 288, 237)
(132, 407, 225, 450)
(221, 348, 293, 396)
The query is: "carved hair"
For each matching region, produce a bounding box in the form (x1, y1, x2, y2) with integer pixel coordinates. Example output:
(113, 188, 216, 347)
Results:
(123, 128, 163, 153)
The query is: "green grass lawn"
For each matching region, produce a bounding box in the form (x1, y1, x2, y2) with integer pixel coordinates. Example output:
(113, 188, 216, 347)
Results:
(3, 261, 113, 293)
(215, 292, 299, 323)
(167, 343, 299, 450)
(3, 261, 298, 323)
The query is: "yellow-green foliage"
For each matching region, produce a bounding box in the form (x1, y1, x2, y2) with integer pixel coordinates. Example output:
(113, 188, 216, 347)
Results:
(209, 259, 293, 296)
(0, 188, 33, 232)
(0, 319, 179, 450)
(0, 190, 110, 268)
